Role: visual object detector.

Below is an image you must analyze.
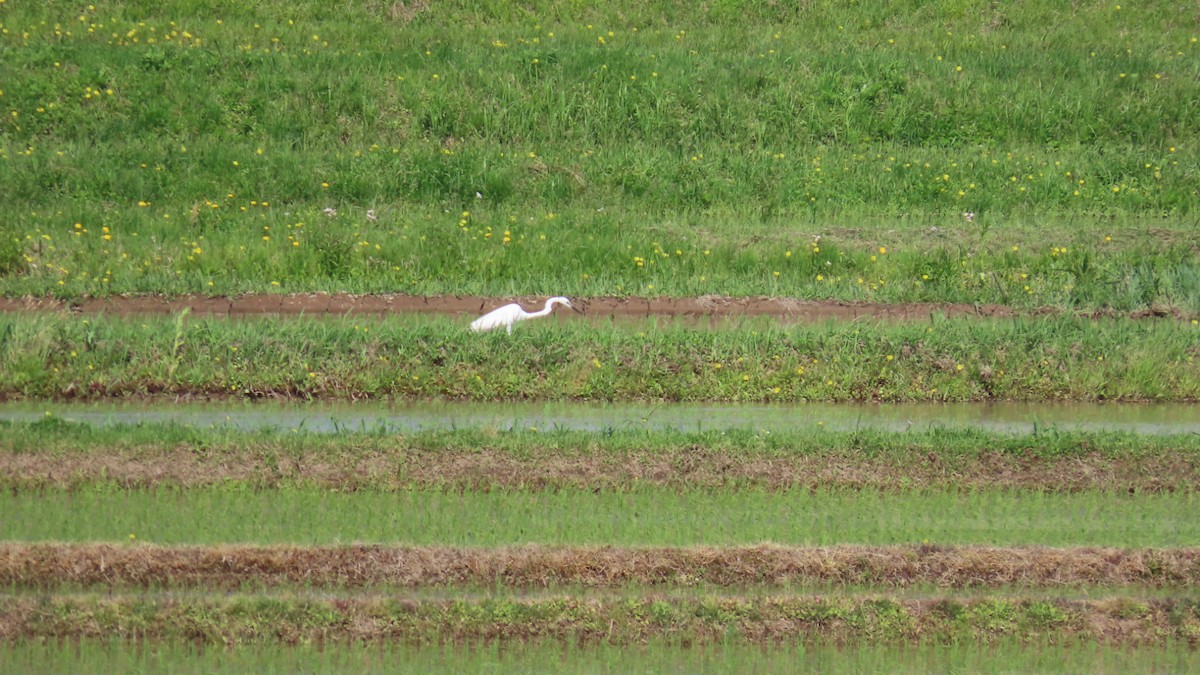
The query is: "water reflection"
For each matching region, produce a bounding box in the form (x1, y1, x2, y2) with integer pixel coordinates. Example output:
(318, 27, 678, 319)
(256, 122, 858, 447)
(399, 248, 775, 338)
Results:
(1, 400, 1197, 435)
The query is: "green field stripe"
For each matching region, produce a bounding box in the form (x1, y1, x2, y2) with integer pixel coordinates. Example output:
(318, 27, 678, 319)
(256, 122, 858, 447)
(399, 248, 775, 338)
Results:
(2, 594, 1198, 647)
(3, 487, 1196, 548)
(3, 543, 1199, 591)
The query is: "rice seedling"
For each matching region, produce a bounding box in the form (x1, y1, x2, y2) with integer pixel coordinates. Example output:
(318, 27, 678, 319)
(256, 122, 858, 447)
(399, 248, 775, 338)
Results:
(3, 486, 1195, 548)
(4, 639, 1200, 675)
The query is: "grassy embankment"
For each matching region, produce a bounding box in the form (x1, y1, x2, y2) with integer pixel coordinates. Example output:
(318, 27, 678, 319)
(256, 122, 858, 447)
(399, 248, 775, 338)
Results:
(4, 594, 1200, 646)
(9, 542, 1200, 592)
(1, 1, 1198, 307)
(2, 313, 1198, 401)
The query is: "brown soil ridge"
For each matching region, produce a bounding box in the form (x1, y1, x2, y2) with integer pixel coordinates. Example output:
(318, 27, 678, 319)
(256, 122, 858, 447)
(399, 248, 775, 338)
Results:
(4, 445, 1195, 492)
(0, 594, 1194, 645)
(4, 543, 1199, 590)
(0, 292, 1173, 321)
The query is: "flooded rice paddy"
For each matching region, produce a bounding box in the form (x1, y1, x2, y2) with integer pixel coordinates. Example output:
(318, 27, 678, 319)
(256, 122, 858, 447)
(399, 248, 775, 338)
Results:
(2, 400, 1197, 435)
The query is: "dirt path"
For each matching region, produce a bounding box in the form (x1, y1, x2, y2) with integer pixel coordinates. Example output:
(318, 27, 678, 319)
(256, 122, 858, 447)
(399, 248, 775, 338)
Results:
(1, 293, 1186, 321)
(0, 293, 1023, 320)
(0, 293, 1042, 320)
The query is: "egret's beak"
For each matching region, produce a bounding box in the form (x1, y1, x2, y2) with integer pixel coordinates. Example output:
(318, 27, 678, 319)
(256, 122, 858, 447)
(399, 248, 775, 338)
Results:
(569, 302, 584, 314)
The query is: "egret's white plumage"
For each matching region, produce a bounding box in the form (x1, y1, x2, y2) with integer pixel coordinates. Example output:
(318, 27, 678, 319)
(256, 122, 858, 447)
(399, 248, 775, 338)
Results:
(470, 296, 578, 334)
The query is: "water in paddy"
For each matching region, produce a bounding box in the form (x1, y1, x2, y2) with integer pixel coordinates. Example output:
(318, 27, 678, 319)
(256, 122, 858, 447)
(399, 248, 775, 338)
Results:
(0, 400, 1196, 434)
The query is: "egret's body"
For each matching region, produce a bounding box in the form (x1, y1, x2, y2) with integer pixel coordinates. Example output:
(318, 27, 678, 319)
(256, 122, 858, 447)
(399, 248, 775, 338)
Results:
(470, 296, 577, 334)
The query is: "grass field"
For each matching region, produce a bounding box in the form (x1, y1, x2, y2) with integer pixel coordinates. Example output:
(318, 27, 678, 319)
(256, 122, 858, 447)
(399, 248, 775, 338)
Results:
(2, 312, 1198, 402)
(4, 0, 1200, 666)
(1, 1, 1198, 304)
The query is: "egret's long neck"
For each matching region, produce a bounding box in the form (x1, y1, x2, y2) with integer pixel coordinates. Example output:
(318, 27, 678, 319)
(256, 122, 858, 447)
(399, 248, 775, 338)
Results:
(531, 299, 561, 318)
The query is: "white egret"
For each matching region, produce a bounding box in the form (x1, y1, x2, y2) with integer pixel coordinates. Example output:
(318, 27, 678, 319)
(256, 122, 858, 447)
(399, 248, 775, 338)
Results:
(470, 296, 580, 334)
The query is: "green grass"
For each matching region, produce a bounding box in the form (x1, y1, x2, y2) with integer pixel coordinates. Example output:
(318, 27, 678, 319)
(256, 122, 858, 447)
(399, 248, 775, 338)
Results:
(1, 1, 1198, 304)
(4, 639, 1199, 675)
(5, 204, 1200, 308)
(4, 486, 1195, 547)
(2, 312, 1197, 402)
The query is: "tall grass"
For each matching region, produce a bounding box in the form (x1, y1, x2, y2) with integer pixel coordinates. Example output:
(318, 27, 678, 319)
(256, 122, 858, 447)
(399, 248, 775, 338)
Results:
(4, 486, 1195, 547)
(1, 1, 1198, 302)
(1, 312, 1196, 401)
(5, 203, 1199, 307)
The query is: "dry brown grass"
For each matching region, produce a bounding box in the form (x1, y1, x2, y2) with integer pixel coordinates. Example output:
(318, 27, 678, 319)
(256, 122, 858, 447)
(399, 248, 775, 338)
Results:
(4, 543, 1199, 591)
(0, 593, 1195, 645)
(2, 444, 1195, 492)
